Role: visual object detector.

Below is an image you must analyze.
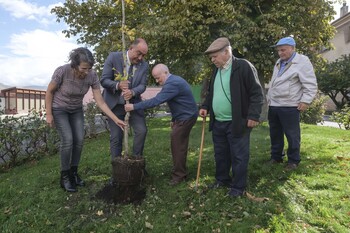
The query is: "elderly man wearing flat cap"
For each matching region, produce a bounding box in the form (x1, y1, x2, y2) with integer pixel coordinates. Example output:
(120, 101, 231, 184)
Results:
(199, 37, 264, 198)
(266, 36, 317, 171)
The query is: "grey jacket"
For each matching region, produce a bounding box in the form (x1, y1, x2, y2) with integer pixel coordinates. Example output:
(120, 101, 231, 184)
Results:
(267, 53, 317, 107)
(100, 51, 149, 109)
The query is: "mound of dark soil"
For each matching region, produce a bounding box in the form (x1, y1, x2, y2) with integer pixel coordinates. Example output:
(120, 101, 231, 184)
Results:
(96, 184, 146, 205)
(96, 156, 147, 204)
(112, 156, 146, 185)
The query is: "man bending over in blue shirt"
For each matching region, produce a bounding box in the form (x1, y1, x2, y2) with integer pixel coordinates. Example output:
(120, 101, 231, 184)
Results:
(125, 64, 198, 186)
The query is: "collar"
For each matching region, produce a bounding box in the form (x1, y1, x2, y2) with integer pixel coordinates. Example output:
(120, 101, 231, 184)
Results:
(222, 56, 232, 70)
(126, 51, 131, 66)
(280, 52, 296, 65)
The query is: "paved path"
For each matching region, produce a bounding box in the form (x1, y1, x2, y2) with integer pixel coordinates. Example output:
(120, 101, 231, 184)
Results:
(317, 121, 341, 129)
(317, 115, 342, 129)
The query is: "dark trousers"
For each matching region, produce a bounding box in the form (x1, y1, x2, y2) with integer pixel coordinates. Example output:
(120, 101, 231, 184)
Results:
(170, 117, 197, 181)
(108, 105, 147, 158)
(212, 120, 251, 193)
(268, 106, 301, 164)
(53, 108, 84, 171)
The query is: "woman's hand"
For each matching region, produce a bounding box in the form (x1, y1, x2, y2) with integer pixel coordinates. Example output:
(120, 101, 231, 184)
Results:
(46, 114, 54, 128)
(115, 119, 126, 131)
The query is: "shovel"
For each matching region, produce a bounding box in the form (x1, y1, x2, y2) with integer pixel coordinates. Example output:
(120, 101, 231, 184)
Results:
(195, 117, 206, 189)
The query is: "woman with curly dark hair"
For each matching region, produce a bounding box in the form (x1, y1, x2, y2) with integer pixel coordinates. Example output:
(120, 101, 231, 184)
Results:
(45, 47, 125, 192)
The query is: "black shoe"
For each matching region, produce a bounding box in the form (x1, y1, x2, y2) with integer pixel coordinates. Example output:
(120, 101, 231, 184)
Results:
(60, 170, 77, 192)
(70, 166, 85, 186)
(208, 181, 230, 189)
(168, 179, 185, 186)
(284, 163, 298, 171)
(228, 189, 244, 198)
(72, 173, 85, 186)
(265, 159, 283, 165)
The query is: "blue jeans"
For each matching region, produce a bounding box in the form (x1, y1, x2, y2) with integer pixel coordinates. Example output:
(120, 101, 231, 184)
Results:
(268, 106, 301, 164)
(212, 120, 251, 193)
(108, 105, 147, 158)
(53, 108, 84, 171)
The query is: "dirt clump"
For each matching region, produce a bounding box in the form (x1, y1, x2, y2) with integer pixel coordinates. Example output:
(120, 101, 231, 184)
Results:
(96, 156, 147, 204)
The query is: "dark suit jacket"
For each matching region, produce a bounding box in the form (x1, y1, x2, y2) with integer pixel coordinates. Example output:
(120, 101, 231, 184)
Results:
(201, 56, 264, 137)
(100, 51, 149, 110)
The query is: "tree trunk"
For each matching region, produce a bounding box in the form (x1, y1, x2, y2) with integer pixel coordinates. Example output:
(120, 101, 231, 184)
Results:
(121, 0, 130, 156)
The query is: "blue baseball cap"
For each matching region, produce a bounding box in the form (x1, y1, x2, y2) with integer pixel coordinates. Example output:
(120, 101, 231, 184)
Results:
(272, 37, 296, 47)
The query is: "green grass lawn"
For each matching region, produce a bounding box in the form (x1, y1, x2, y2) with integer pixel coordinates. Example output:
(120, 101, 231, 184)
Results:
(0, 117, 349, 233)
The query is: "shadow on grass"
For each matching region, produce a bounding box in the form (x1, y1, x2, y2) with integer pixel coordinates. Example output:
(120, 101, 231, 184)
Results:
(1, 118, 349, 232)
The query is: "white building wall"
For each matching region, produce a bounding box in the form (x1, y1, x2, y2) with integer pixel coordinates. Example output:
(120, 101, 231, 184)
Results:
(319, 7, 350, 112)
(322, 29, 350, 62)
(321, 12, 350, 62)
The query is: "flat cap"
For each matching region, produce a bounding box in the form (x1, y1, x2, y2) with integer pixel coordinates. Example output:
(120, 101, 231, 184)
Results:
(272, 37, 296, 47)
(204, 37, 230, 54)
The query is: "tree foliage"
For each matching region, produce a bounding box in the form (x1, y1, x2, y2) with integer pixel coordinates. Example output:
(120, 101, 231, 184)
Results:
(51, 0, 335, 84)
(300, 93, 327, 125)
(331, 104, 350, 130)
(317, 54, 350, 110)
(51, 0, 147, 71)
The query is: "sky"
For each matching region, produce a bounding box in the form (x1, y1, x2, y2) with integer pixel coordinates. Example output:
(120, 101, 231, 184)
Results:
(0, 0, 346, 88)
(0, 0, 78, 87)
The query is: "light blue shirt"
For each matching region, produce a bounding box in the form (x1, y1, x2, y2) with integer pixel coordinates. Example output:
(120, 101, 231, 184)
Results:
(278, 52, 296, 76)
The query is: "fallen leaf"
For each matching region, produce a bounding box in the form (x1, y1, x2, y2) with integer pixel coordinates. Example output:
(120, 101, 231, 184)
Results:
(337, 156, 350, 161)
(245, 192, 269, 202)
(145, 222, 153, 229)
(3, 208, 11, 214)
(183, 211, 191, 217)
(243, 211, 250, 217)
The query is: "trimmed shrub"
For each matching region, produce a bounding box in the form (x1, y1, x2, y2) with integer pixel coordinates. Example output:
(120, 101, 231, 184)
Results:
(84, 101, 100, 138)
(331, 104, 350, 130)
(300, 93, 327, 125)
(0, 111, 59, 168)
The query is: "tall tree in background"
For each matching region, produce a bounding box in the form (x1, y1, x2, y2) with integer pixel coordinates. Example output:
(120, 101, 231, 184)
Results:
(52, 0, 335, 84)
(317, 54, 350, 110)
(51, 0, 148, 73)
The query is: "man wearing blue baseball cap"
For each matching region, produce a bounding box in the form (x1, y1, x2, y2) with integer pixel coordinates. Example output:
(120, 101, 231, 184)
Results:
(266, 36, 317, 171)
(273, 37, 296, 47)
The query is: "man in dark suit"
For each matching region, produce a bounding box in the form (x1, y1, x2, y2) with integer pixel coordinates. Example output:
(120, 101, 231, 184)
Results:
(101, 38, 149, 159)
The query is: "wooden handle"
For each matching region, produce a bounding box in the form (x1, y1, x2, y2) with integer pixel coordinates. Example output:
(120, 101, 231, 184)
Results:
(195, 117, 206, 188)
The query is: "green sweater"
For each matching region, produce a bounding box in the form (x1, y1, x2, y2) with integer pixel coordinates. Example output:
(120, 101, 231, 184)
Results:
(212, 64, 232, 121)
